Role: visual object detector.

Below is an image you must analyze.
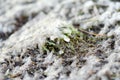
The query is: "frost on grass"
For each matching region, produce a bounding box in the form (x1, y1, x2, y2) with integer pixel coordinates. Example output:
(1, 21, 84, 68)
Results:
(42, 24, 106, 59)
(1, 0, 120, 80)
(0, 14, 108, 80)
(1, 21, 57, 79)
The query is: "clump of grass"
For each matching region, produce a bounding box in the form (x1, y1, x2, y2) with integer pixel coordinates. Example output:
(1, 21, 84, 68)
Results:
(42, 25, 107, 58)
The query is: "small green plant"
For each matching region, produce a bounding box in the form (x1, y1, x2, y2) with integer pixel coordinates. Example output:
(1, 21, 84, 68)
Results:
(42, 25, 108, 58)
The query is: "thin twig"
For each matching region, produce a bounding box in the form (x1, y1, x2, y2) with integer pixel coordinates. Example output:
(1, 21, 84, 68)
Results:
(78, 28, 106, 37)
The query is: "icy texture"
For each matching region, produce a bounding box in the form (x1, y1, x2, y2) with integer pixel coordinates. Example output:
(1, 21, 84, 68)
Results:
(0, 0, 120, 80)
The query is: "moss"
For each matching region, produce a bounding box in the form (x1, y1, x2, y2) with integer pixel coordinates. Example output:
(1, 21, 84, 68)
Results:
(42, 25, 108, 58)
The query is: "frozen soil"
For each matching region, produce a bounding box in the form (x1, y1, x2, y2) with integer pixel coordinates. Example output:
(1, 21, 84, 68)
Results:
(0, 0, 120, 80)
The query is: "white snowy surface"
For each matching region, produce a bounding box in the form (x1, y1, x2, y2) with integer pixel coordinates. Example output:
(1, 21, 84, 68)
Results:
(0, 0, 120, 80)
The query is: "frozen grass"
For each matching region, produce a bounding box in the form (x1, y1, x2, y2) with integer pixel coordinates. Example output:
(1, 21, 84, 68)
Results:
(43, 25, 108, 58)
(1, 0, 120, 80)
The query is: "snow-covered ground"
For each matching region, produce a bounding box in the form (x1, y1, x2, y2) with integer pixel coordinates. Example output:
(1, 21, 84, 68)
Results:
(0, 0, 120, 80)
